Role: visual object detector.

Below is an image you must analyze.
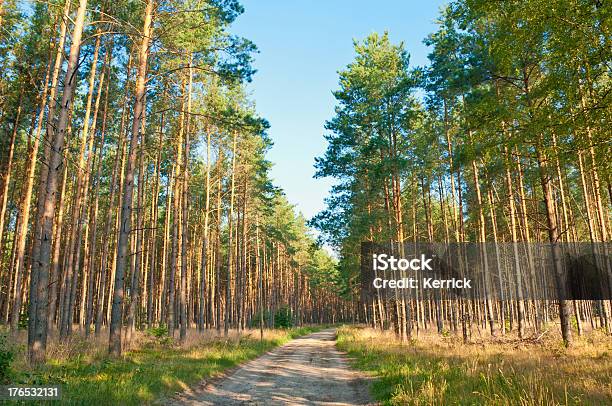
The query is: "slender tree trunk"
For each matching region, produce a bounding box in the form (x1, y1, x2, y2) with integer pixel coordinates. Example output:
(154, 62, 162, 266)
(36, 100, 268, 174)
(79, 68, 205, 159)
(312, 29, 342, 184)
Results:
(147, 103, 164, 328)
(471, 157, 496, 336)
(29, 0, 88, 364)
(536, 146, 573, 347)
(95, 48, 132, 336)
(215, 154, 222, 334)
(26, 0, 71, 336)
(179, 60, 193, 342)
(126, 122, 146, 346)
(198, 125, 211, 331)
(48, 155, 68, 326)
(108, 0, 154, 356)
(503, 146, 526, 338)
(0, 92, 21, 269)
(167, 93, 185, 337)
(59, 33, 102, 339)
(85, 45, 112, 336)
(224, 131, 238, 337)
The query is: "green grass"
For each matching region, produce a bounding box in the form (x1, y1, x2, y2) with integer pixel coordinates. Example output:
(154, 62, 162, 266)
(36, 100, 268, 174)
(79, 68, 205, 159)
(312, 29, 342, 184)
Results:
(336, 326, 612, 405)
(8, 326, 319, 405)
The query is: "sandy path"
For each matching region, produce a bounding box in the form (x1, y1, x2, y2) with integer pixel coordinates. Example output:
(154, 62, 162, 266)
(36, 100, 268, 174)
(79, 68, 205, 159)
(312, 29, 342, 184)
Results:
(168, 329, 373, 405)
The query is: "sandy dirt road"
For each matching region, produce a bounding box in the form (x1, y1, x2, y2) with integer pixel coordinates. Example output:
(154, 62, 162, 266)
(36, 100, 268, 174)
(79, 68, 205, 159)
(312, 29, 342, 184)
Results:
(169, 329, 373, 405)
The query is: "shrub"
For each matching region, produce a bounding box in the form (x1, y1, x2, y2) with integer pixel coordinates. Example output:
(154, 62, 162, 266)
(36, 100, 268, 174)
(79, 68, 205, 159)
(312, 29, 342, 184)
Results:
(145, 325, 172, 346)
(274, 306, 293, 329)
(571, 316, 579, 331)
(18, 314, 28, 330)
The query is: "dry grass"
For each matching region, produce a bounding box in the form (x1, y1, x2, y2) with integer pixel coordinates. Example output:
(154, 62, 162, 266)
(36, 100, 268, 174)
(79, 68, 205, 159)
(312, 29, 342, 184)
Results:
(337, 325, 612, 405)
(3, 325, 319, 405)
(5, 325, 295, 366)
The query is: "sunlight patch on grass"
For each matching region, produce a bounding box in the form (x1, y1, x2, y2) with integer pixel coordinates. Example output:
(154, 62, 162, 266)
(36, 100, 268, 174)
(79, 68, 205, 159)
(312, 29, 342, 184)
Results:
(337, 326, 612, 405)
(9, 326, 320, 405)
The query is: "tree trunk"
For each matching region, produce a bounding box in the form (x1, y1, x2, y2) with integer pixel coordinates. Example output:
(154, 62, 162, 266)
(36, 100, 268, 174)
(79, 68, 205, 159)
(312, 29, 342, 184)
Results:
(29, 0, 88, 364)
(179, 60, 193, 342)
(536, 146, 573, 347)
(108, 0, 154, 356)
(224, 131, 238, 337)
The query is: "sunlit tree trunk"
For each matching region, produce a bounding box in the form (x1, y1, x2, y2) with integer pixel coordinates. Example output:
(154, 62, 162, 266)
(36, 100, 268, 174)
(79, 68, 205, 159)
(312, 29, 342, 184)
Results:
(224, 131, 238, 337)
(108, 0, 154, 356)
(29, 0, 88, 364)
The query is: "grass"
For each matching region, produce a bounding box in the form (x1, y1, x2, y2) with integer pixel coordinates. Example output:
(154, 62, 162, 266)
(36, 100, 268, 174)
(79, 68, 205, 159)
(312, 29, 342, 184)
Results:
(5, 326, 320, 405)
(337, 326, 612, 405)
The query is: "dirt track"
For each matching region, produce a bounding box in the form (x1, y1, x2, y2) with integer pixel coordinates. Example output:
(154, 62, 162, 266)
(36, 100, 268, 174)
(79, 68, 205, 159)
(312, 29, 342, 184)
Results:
(169, 329, 373, 405)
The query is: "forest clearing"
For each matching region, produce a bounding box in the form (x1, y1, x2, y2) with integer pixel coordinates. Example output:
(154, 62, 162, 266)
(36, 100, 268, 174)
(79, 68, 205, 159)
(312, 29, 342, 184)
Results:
(0, 0, 610, 404)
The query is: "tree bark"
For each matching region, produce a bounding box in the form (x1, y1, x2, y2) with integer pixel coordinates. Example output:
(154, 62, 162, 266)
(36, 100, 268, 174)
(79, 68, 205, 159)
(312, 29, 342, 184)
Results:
(108, 0, 154, 356)
(224, 131, 238, 337)
(29, 0, 88, 364)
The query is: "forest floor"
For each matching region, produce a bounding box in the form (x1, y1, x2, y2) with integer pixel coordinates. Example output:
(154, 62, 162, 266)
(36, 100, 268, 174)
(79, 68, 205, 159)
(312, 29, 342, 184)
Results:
(169, 328, 373, 405)
(4, 326, 320, 405)
(337, 325, 612, 405)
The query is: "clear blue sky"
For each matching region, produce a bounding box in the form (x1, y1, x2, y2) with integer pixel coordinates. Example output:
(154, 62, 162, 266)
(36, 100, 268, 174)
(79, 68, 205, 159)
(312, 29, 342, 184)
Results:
(231, 0, 448, 221)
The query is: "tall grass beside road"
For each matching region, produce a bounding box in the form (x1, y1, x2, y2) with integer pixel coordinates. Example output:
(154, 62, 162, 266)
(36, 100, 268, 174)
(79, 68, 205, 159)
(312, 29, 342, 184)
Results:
(3, 326, 319, 405)
(337, 325, 611, 405)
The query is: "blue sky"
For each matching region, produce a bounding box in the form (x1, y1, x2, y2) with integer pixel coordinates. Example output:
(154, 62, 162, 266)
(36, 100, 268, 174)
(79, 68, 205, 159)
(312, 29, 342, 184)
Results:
(231, 0, 449, 221)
